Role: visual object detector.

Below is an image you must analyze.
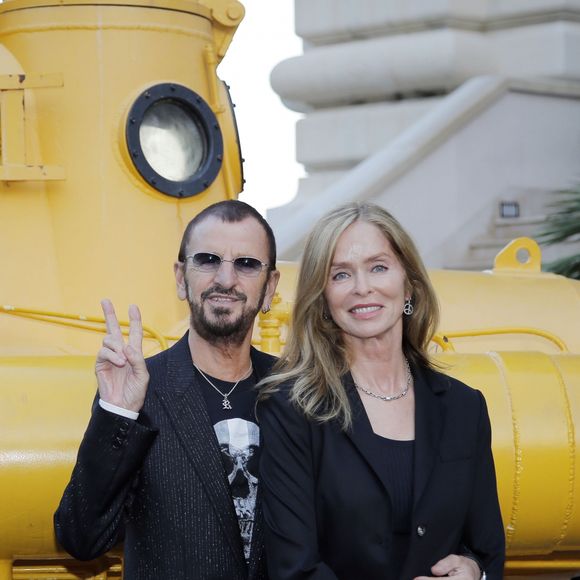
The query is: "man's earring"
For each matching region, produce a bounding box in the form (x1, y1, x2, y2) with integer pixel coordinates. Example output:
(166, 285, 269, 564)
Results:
(261, 305, 270, 314)
(403, 298, 414, 316)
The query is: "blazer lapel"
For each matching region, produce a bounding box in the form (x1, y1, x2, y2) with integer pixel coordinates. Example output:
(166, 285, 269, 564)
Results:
(247, 347, 276, 579)
(246, 485, 264, 579)
(343, 373, 392, 496)
(343, 365, 450, 511)
(412, 364, 448, 510)
(154, 334, 246, 571)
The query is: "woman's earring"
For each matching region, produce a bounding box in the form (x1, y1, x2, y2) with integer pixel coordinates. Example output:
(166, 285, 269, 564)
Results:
(322, 310, 330, 321)
(403, 298, 414, 316)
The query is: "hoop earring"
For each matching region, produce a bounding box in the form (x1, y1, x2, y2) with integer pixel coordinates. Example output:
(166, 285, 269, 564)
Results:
(403, 298, 414, 316)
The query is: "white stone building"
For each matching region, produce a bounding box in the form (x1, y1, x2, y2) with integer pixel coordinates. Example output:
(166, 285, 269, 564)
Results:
(268, 0, 580, 269)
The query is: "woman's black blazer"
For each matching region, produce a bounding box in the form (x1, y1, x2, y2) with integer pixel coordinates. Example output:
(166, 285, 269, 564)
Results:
(258, 363, 505, 580)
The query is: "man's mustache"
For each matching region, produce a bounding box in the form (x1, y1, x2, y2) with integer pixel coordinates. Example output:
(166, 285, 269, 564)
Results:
(201, 285, 247, 302)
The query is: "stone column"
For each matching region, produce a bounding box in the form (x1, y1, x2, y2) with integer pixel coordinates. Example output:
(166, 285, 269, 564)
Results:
(269, 1, 580, 265)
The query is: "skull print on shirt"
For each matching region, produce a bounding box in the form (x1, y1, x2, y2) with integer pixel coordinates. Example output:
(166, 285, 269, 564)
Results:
(214, 418, 260, 562)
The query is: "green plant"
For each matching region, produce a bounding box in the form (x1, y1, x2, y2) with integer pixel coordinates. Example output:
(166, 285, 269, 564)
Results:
(538, 185, 580, 279)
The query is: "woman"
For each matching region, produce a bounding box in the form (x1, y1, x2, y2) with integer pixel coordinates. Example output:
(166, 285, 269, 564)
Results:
(258, 203, 505, 580)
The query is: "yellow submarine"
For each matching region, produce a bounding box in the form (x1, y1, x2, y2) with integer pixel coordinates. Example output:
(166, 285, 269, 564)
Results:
(0, 1, 579, 578)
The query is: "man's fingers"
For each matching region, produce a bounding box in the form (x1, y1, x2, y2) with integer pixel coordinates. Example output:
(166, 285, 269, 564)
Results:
(101, 299, 123, 338)
(124, 344, 149, 380)
(127, 304, 144, 351)
(96, 346, 127, 368)
(414, 556, 459, 579)
(432, 555, 461, 575)
(413, 554, 478, 580)
(102, 335, 126, 357)
(124, 343, 145, 367)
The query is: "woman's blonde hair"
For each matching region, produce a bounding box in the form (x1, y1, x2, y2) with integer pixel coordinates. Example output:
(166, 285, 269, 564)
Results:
(259, 202, 440, 429)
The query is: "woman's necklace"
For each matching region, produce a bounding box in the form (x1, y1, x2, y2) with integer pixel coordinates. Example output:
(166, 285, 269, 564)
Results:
(193, 362, 253, 410)
(354, 357, 412, 402)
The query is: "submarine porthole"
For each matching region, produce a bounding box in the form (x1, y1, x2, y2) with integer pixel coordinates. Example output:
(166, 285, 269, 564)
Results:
(126, 84, 223, 198)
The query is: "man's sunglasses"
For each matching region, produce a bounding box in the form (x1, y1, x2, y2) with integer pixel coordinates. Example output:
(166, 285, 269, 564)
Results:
(185, 253, 269, 278)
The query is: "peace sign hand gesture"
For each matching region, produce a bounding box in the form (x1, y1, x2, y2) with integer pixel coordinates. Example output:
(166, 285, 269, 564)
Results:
(96, 299, 150, 413)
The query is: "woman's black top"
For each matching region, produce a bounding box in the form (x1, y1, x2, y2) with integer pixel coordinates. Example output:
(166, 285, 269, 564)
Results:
(367, 433, 415, 579)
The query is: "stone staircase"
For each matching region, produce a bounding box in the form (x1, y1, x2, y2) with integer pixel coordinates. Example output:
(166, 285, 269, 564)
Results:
(445, 193, 580, 271)
(466, 215, 546, 269)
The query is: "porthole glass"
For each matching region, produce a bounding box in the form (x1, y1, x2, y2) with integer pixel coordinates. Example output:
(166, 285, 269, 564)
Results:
(139, 101, 205, 182)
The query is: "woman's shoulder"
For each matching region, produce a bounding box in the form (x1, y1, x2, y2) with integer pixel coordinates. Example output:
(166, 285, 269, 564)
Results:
(259, 377, 295, 401)
(257, 379, 303, 419)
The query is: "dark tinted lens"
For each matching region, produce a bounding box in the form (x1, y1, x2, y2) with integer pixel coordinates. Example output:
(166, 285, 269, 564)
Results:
(234, 257, 263, 275)
(192, 252, 221, 271)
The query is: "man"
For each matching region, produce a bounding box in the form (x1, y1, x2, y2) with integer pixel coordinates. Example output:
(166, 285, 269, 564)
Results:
(54, 200, 280, 579)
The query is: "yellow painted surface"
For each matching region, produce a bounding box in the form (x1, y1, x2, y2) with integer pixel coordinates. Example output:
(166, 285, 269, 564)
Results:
(0, 357, 96, 558)
(440, 353, 580, 558)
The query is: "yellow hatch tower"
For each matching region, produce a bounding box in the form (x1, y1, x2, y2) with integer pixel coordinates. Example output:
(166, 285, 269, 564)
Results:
(0, 0, 245, 356)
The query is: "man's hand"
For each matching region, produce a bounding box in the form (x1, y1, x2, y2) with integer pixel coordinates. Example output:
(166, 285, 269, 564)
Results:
(414, 554, 481, 579)
(96, 299, 149, 413)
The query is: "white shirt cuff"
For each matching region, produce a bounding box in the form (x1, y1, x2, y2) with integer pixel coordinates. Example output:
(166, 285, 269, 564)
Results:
(99, 398, 139, 420)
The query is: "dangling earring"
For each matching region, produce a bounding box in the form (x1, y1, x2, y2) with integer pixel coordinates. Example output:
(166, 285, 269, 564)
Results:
(261, 305, 270, 314)
(403, 298, 414, 316)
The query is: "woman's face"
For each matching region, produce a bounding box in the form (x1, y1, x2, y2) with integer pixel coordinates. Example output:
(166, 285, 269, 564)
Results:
(324, 220, 409, 344)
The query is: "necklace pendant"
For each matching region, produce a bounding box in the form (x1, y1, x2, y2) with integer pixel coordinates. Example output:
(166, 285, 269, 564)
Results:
(193, 361, 252, 410)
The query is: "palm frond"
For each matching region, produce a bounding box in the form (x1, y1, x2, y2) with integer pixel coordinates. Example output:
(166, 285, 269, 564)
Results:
(537, 185, 580, 279)
(543, 254, 580, 279)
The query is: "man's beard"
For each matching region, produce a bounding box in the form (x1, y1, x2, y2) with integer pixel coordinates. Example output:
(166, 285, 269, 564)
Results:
(185, 279, 267, 347)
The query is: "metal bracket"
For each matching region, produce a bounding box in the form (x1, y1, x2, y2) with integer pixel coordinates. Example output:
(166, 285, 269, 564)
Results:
(0, 73, 65, 181)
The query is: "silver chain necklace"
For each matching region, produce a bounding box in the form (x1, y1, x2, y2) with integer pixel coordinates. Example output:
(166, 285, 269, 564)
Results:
(193, 362, 253, 410)
(354, 358, 412, 402)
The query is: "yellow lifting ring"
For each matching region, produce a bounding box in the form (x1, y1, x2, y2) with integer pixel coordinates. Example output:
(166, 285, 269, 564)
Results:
(493, 237, 542, 273)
